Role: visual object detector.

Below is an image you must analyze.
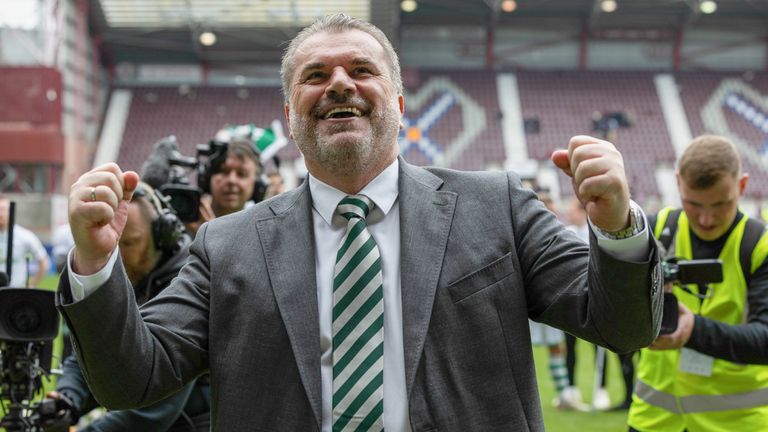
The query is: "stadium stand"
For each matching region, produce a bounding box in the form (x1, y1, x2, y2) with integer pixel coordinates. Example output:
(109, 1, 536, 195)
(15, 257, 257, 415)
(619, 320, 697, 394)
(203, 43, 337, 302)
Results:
(400, 70, 504, 171)
(676, 72, 768, 199)
(116, 70, 506, 174)
(517, 71, 675, 203)
(113, 70, 768, 207)
(116, 86, 293, 172)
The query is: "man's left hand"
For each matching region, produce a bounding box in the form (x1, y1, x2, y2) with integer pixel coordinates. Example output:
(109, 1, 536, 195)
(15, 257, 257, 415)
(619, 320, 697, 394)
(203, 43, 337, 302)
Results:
(649, 302, 695, 350)
(551, 135, 631, 232)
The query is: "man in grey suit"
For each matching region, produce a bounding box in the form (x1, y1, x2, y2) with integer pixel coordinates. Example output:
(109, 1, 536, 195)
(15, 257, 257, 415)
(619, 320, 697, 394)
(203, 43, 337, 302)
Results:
(58, 14, 662, 431)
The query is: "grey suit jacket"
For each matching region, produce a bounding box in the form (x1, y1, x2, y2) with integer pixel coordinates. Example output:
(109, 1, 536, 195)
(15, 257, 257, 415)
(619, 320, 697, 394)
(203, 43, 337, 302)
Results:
(58, 160, 662, 431)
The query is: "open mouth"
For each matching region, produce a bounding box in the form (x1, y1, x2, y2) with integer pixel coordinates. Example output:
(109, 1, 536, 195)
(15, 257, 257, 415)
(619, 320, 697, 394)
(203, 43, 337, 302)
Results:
(322, 106, 363, 120)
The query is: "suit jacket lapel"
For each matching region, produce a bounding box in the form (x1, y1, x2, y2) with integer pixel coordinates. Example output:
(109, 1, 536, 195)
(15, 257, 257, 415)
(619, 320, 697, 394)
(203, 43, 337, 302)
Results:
(257, 183, 322, 428)
(398, 160, 457, 396)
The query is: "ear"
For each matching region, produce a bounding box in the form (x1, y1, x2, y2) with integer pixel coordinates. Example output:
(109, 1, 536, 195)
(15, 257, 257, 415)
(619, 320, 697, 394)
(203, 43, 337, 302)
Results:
(738, 173, 749, 196)
(398, 94, 405, 130)
(284, 104, 294, 139)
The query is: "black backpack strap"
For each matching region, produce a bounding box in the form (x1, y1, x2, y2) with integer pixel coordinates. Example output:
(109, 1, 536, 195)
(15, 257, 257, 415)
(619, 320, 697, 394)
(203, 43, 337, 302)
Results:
(658, 209, 682, 254)
(740, 216, 766, 286)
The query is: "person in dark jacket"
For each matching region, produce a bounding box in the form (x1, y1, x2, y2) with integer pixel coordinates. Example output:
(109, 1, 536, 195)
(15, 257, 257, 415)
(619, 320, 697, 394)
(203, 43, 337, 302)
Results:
(48, 182, 210, 432)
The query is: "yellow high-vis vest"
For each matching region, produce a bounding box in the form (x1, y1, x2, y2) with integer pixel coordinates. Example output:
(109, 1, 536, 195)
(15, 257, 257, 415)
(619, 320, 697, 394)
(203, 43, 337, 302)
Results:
(628, 207, 768, 432)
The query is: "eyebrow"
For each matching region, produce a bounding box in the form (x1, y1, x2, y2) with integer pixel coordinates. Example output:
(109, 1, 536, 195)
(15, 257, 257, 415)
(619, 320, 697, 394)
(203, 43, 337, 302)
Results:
(683, 198, 731, 207)
(351, 57, 374, 66)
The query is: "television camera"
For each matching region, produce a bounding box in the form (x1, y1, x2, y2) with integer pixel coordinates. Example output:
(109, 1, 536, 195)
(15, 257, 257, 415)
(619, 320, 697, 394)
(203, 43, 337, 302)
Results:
(0, 286, 66, 432)
(142, 135, 269, 223)
(141, 136, 230, 223)
(0, 200, 69, 431)
(659, 258, 723, 335)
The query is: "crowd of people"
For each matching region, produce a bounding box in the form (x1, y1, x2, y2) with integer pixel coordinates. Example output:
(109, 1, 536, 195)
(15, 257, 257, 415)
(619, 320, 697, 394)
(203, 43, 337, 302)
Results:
(0, 13, 766, 432)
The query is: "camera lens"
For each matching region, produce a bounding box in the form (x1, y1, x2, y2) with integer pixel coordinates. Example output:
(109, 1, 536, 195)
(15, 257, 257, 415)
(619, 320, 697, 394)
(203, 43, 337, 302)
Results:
(0, 288, 58, 342)
(169, 194, 193, 218)
(8, 301, 42, 335)
(160, 186, 200, 222)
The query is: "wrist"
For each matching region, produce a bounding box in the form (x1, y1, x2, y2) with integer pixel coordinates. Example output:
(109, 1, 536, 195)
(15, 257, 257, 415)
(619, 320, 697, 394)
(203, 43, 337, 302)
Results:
(594, 203, 645, 240)
(72, 249, 111, 275)
(682, 314, 699, 348)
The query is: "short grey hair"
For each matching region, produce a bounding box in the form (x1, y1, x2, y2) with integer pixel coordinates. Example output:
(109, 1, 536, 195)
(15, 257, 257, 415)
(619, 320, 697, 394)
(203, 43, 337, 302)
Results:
(280, 13, 403, 102)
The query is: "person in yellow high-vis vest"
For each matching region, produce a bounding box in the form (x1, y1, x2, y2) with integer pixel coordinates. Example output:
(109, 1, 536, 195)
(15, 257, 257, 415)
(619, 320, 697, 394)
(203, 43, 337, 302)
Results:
(628, 135, 768, 432)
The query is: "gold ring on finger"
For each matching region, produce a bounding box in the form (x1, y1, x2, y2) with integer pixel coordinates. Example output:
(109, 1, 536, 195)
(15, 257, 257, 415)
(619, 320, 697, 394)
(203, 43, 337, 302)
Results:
(90, 186, 97, 202)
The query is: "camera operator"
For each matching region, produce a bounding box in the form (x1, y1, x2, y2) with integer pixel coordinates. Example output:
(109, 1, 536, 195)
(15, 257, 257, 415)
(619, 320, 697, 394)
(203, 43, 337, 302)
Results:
(47, 182, 209, 431)
(628, 135, 768, 431)
(185, 137, 261, 236)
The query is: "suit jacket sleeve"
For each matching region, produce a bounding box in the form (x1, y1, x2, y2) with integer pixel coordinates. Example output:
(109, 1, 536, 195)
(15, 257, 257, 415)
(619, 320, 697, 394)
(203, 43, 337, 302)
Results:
(509, 172, 663, 353)
(56, 225, 213, 410)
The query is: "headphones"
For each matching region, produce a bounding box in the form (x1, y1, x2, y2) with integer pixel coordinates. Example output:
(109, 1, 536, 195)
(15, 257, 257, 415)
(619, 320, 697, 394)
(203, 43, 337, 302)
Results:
(134, 182, 184, 255)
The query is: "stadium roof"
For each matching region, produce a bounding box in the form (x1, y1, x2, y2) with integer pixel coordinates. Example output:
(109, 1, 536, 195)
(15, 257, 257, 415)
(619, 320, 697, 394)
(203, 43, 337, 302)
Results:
(89, 0, 768, 66)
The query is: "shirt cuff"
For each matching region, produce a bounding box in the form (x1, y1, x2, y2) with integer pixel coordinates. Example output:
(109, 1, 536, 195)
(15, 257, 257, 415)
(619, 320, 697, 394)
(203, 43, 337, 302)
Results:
(66, 246, 120, 301)
(589, 201, 650, 262)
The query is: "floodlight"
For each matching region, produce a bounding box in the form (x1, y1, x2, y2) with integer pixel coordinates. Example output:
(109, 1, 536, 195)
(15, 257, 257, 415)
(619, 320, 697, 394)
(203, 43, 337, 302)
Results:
(501, 0, 517, 13)
(199, 31, 217, 46)
(601, 0, 617, 13)
(401, 0, 417, 13)
(700, 0, 717, 14)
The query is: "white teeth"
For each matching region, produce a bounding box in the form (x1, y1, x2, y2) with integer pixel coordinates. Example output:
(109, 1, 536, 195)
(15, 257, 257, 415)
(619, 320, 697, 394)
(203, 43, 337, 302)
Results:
(323, 107, 362, 119)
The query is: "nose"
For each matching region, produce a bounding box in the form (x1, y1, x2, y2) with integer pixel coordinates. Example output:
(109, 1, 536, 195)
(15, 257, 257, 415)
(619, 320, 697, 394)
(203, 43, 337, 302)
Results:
(698, 211, 714, 227)
(326, 66, 355, 97)
(223, 170, 238, 183)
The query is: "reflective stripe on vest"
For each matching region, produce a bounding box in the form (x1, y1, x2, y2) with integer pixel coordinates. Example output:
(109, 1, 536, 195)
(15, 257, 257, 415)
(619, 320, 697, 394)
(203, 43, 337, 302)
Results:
(635, 379, 768, 414)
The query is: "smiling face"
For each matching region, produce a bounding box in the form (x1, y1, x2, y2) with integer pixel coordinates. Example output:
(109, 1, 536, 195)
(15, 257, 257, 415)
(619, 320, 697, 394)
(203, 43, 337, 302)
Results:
(284, 28, 403, 192)
(210, 154, 258, 216)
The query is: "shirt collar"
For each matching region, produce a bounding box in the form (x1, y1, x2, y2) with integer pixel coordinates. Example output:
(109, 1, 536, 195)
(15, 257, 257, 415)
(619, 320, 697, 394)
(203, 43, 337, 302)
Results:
(309, 158, 399, 226)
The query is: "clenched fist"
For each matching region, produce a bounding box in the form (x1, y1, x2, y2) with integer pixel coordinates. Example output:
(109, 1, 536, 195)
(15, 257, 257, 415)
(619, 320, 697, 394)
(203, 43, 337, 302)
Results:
(68, 163, 139, 275)
(551, 135, 631, 233)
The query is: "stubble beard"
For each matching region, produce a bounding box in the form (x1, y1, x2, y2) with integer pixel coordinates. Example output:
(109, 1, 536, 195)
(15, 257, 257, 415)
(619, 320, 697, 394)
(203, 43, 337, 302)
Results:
(291, 99, 400, 179)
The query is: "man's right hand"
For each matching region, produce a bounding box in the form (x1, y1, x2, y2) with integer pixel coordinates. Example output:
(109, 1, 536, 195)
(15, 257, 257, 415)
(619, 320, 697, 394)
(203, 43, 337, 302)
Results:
(41, 391, 79, 430)
(69, 163, 139, 275)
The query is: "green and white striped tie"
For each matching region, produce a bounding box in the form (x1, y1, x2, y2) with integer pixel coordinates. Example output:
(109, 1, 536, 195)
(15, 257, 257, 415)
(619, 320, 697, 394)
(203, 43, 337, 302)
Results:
(332, 195, 384, 432)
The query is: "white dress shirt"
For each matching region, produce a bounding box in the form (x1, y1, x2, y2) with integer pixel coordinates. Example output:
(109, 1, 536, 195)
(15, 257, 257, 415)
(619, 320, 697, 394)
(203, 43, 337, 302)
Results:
(68, 159, 649, 431)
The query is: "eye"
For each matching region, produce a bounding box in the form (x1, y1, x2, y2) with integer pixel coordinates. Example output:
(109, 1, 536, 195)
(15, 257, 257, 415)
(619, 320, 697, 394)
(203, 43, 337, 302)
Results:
(304, 71, 325, 82)
(353, 67, 373, 75)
